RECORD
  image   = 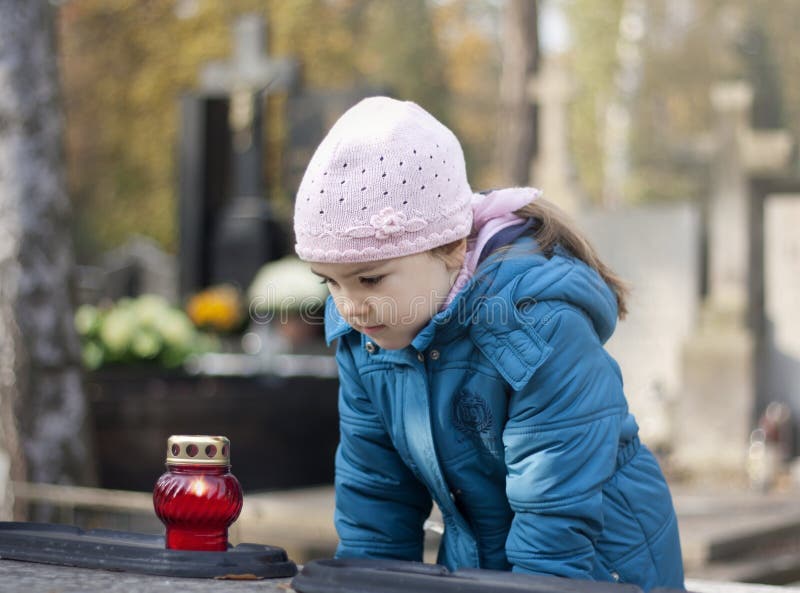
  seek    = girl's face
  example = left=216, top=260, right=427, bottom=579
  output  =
left=310, top=251, right=459, bottom=350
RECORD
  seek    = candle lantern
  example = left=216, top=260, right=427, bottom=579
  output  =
left=153, top=435, right=243, bottom=551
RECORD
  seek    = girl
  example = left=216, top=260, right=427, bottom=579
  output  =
left=293, top=97, right=684, bottom=591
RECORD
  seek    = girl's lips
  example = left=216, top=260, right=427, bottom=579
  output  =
left=361, top=325, right=386, bottom=336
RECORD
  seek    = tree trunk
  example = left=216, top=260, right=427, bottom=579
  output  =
left=495, top=0, right=540, bottom=186
left=0, top=1, right=96, bottom=519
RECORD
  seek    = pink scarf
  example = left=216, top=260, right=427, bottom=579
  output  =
left=443, top=187, right=542, bottom=307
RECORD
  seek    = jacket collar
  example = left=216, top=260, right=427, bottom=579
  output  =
left=324, top=296, right=352, bottom=345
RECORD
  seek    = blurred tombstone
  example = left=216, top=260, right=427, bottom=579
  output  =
left=178, top=15, right=296, bottom=298
left=673, top=82, right=794, bottom=477
left=579, top=203, right=701, bottom=449
left=763, top=196, right=800, bottom=449
left=177, top=95, right=230, bottom=299
left=94, top=236, right=177, bottom=303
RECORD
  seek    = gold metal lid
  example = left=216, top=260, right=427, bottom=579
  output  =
left=166, top=435, right=231, bottom=466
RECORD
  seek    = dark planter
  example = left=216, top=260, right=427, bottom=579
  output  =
left=86, top=366, right=340, bottom=492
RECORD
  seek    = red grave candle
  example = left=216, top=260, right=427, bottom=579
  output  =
left=153, top=435, right=243, bottom=551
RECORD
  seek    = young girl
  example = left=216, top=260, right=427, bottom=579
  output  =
left=293, top=97, right=684, bottom=591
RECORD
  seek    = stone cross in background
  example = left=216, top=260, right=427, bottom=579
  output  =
left=201, top=15, right=296, bottom=293
left=705, top=82, right=793, bottom=319
left=673, top=81, right=794, bottom=478
left=528, top=53, right=583, bottom=216
left=178, top=15, right=296, bottom=299
left=201, top=15, right=295, bottom=202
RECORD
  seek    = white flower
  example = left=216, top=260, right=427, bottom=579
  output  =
left=99, top=308, right=137, bottom=354
left=131, top=294, right=171, bottom=328
left=159, top=310, right=196, bottom=348
left=248, top=256, right=329, bottom=314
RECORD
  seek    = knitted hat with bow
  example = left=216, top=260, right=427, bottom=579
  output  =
left=293, top=97, right=474, bottom=263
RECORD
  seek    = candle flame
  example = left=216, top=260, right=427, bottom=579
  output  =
left=191, top=476, right=207, bottom=497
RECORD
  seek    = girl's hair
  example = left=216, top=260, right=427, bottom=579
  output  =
left=430, top=198, right=629, bottom=320
left=430, top=240, right=466, bottom=272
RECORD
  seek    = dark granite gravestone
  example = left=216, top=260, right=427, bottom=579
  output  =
left=177, top=95, right=230, bottom=298
left=178, top=15, right=296, bottom=298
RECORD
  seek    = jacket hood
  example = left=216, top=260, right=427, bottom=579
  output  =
left=458, top=236, right=619, bottom=343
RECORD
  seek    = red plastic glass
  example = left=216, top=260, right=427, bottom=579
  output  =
left=153, top=457, right=243, bottom=551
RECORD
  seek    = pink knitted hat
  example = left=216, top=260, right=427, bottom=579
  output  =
left=294, top=97, right=474, bottom=263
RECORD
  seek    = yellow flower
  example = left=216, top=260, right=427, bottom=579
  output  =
left=186, top=285, right=244, bottom=333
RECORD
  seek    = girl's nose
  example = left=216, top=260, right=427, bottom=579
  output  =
left=337, top=293, right=371, bottom=320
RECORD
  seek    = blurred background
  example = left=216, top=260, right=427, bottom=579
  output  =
left=1, top=0, right=800, bottom=582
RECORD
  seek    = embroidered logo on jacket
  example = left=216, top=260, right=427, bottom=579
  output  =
left=452, top=390, right=493, bottom=435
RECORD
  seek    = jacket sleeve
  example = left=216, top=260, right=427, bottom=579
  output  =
left=333, top=337, right=433, bottom=561
left=502, top=303, right=626, bottom=579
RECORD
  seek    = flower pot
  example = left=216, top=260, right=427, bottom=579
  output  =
left=86, top=366, right=339, bottom=492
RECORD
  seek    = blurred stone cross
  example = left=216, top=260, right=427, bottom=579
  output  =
left=201, top=15, right=295, bottom=197
left=674, top=81, right=795, bottom=479
left=704, top=81, right=793, bottom=321
left=195, top=14, right=296, bottom=293
left=527, top=54, right=581, bottom=217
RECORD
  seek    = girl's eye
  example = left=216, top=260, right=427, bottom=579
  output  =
left=360, top=276, right=384, bottom=286
left=320, top=278, right=338, bottom=287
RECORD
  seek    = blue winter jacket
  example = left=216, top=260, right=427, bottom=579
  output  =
left=325, top=235, right=685, bottom=591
